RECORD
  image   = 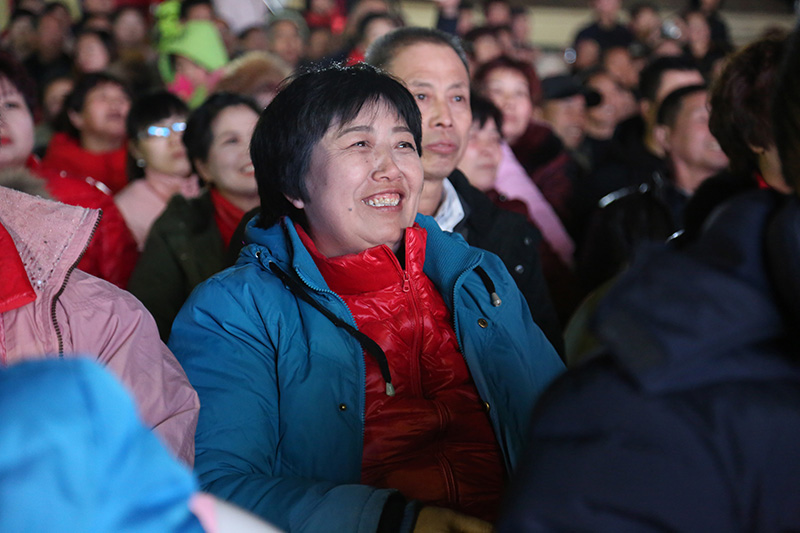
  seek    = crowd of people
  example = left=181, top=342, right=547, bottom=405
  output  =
left=1, top=0, right=800, bottom=530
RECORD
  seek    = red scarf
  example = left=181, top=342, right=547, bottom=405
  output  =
left=210, top=189, right=245, bottom=247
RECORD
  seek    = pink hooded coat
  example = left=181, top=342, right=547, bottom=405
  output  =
left=0, top=186, right=199, bottom=465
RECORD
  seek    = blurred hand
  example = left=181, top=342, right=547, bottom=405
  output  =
left=413, top=507, right=494, bottom=533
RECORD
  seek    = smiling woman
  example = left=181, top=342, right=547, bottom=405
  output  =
left=127, top=92, right=262, bottom=341
left=168, top=64, right=564, bottom=533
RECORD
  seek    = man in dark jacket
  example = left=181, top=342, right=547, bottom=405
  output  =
left=367, top=27, right=563, bottom=354
left=577, top=84, right=728, bottom=291
left=498, top=24, right=800, bottom=531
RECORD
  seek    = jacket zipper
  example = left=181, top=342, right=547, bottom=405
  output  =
left=52, top=211, right=101, bottom=357
left=290, top=264, right=369, bottom=453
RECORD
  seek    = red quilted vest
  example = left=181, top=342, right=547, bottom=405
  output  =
left=298, top=224, right=505, bottom=522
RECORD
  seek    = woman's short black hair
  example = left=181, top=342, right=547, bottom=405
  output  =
left=182, top=92, right=261, bottom=174
left=250, top=63, right=422, bottom=229
left=709, top=34, right=786, bottom=176
left=126, top=90, right=190, bottom=180
left=0, top=51, right=38, bottom=114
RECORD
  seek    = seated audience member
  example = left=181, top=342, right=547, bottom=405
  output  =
left=0, top=53, right=137, bottom=288
left=214, top=51, right=290, bottom=108
left=681, top=9, right=727, bottom=79
left=330, top=11, right=403, bottom=66
left=689, top=0, right=732, bottom=52
left=156, top=14, right=229, bottom=109
left=461, top=94, right=581, bottom=322
left=474, top=56, right=575, bottom=227
left=115, top=91, right=200, bottom=250
left=537, top=74, right=600, bottom=153
left=628, top=2, right=662, bottom=51
left=463, top=26, right=504, bottom=70
left=42, top=72, right=131, bottom=194
left=265, top=11, right=308, bottom=72
left=128, top=93, right=261, bottom=341
left=571, top=0, right=634, bottom=71
left=368, top=29, right=564, bottom=355
left=72, top=28, right=115, bottom=75
left=579, top=84, right=728, bottom=291
left=170, top=63, right=564, bottom=533
left=707, top=34, right=789, bottom=195
left=582, top=56, right=705, bottom=228
left=0, top=358, right=278, bottom=533
left=23, top=3, right=72, bottom=89
left=601, top=44, right=640, bottom=90
left=33, top=74, right=73, bottom=154
left=3, top=8, right=38, bottom=62
left=498, top=23, right=800, bottom=533
left=0, top=186, right=199, bottom=465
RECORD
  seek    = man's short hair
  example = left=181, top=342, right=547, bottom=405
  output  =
left=250, top=64, right=422, bottom=229
left=639, top=55, right=701, bottom=103
left=709, top=34, right=786, bottom=176
left=656, top=84, right=707, bottom=128
left=365, top=27, right=469, bottom=75
left=773, top=26, right=800, bottom=193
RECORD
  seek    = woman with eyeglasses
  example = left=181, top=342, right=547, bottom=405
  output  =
left=128, top=92, right=262, bottom=341
left=116, top=91, right=200, bottom=251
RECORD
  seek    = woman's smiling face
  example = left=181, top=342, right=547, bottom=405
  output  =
left=290, top=100, right=424, bottom=258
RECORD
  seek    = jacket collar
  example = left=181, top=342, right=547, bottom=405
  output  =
left=0, top=221, right=36, bottom=313
left=242, top=213, right=485, bottom=310
left=0, top=187, right=100, bottom=299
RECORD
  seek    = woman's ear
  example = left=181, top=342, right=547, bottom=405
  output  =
left=194, top=159, right=210, bottom=184
left=128, top=139, right=142, bottom=160
left=286, top=194, right=305, bottom=209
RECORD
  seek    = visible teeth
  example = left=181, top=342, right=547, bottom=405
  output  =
left=365, top=194, right=400, bottom=207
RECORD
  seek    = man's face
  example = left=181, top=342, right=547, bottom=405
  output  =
left=541, top=94, right=587, bottom=151
left=385, top=42, right=472, bottom=182
left=643, top=68, right=705, bottom=129
left=663, top=91, right=728, bottom=191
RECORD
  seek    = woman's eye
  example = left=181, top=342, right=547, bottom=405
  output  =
left=398, top=141, right=415, bottom=150
left=415, top=94, right=426, bottom=101
left=453, top=95, right=465, bottom=103
left=352, top=140, right=368, bottom=148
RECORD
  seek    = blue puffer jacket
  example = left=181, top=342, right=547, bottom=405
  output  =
left=0, top=359, right=203, bottom=533
left=170, top=214, right=564, bottom=533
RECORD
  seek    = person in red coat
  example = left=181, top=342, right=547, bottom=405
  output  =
left=42, top=72, right=131, bottom=195
left=0, top=52, right=137, bottom=288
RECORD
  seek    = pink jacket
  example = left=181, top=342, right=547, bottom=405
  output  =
left=0, top=186, right=199, bottom=465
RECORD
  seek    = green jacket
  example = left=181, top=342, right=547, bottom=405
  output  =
left=128, top=190, right=226, bottom=341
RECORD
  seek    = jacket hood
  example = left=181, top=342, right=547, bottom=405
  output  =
left=158, top=20, right=229, bottom=84
left=0, top=359, right=203, bottom=532
left=593, top=190, right=800, bottom=393
left=0, top=186, right=99, bottom=298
